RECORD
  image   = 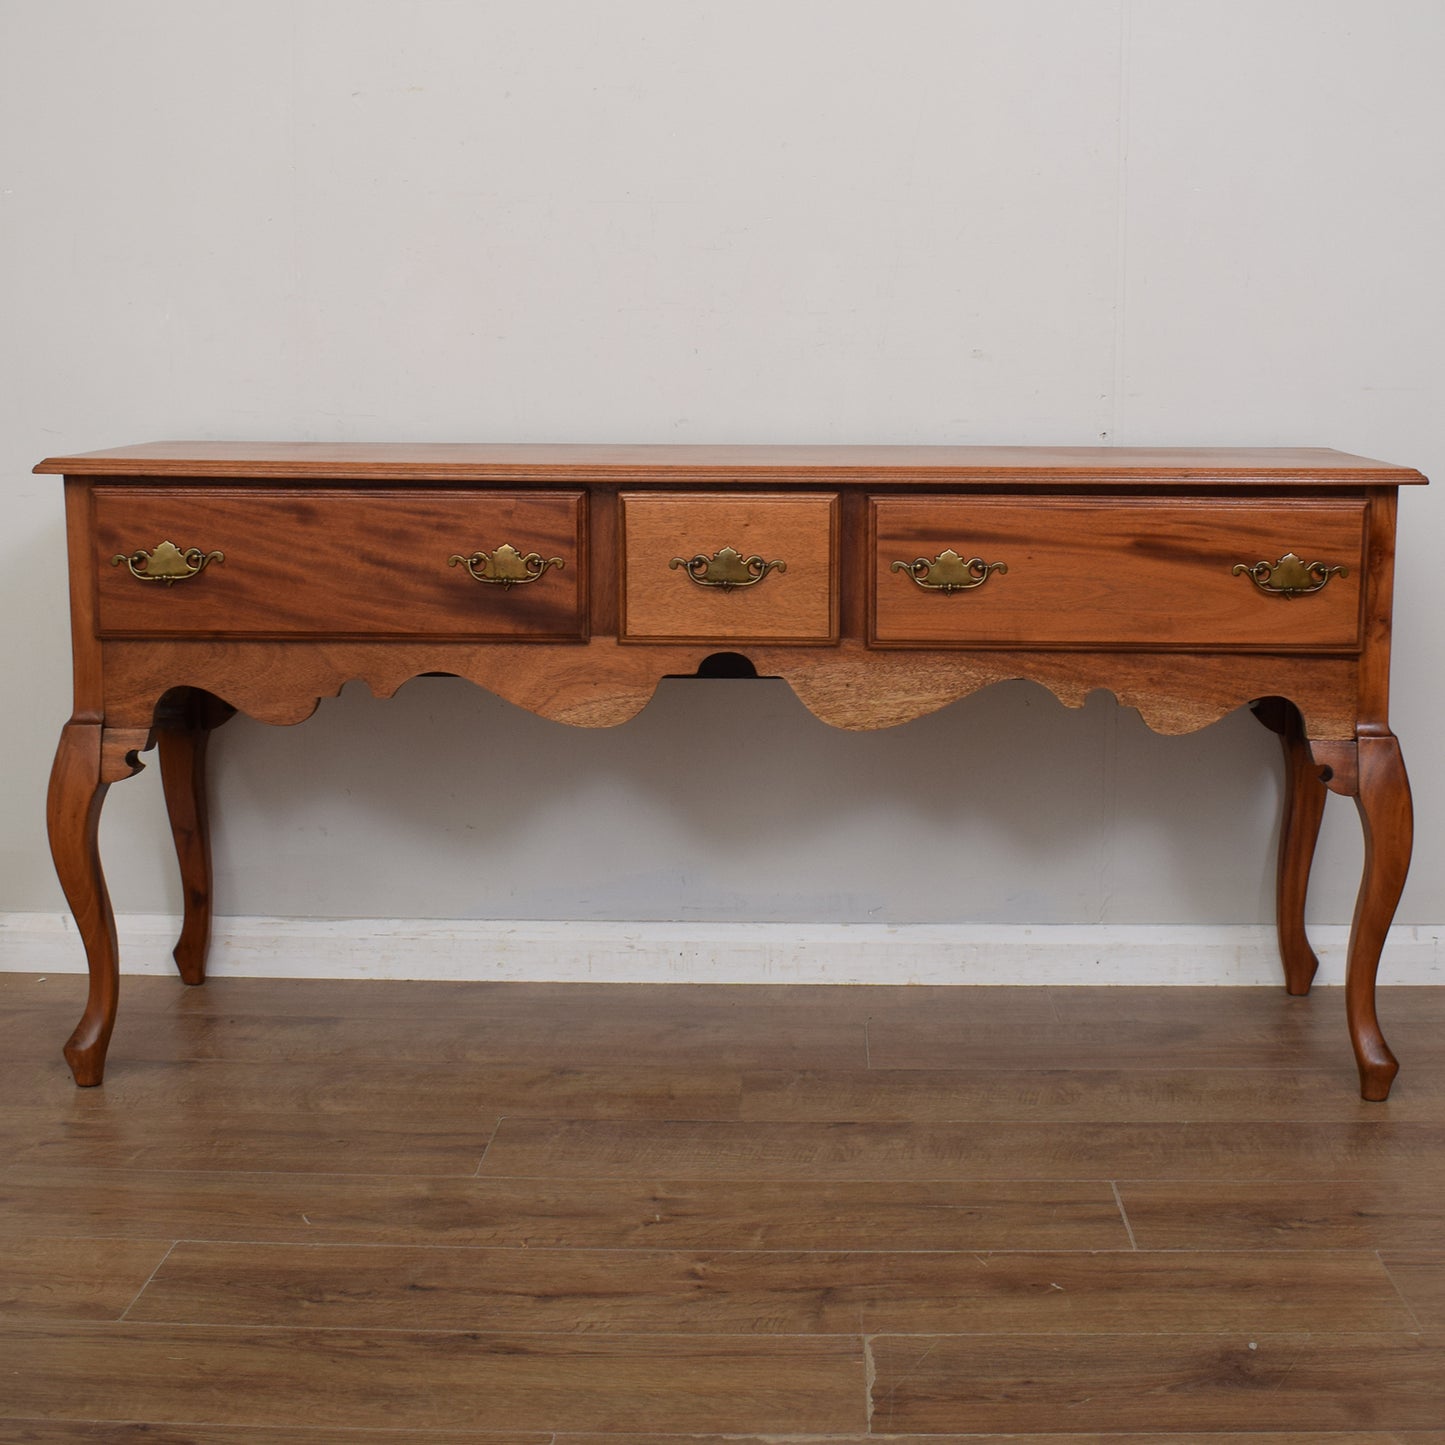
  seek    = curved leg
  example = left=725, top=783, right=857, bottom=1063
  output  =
left=1252, top=699, right=1328, bottom=994
left=1343, top=732, right=1412, bottom=1101
left=47, top=723, right=127, bottom=1085
left=156, top=695, right=228, bottom=985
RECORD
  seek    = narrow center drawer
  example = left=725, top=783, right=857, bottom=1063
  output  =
left=620, top=492, right=839, bottom=644
left=94, top=488, right=587, bottom=639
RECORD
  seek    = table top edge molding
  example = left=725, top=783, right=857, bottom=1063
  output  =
left=32, top=441, right=1430, bottom=486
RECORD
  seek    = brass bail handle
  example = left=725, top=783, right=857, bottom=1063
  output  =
left=891, top=549, right=1006, bottom=593
left=1232, top=553, right=1348, bottom=598
left=449, top=544, right=564, bottom=589
left=112, top=541, right=224, bottom=585
left=670, top=546, right=786, bottom=591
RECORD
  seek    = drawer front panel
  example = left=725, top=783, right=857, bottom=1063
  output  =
left=871, top=498, right=1367, bottom=648
left=94, top=488, right=587, bottom=639
left=622, top=492, right=839, bottom=643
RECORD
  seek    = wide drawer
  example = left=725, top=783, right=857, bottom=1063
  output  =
left=870, top=497, right=1367, bottom=648
left=93, top=488, right=587, bottom=639
left=621, top=492, right=839, bottom=643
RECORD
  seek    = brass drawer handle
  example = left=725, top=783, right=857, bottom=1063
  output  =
left=449, top=545, right=564, bottom=589
left=111, top=541, right=224, bottom=586
left=891, top=549, right=1007, bottom=593
left=1232, top=553, right=1348, bottom=598
left=670, top=547, right=786, bottom=591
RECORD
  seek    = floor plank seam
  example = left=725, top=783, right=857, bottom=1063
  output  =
left=29, top=1321, right=882, bottom=1338
left=861, top=1330, right=876, bottom=1429
left=1111, top=1180, right=1139, bottom=1249
left=1377, top=1250, right=1429, bottom=1332
left=472, top=1116, right=505, bottom=1178
left=115, top=1239, right=177, bottom=1322
left=1045, top=984, right=1067, bottom=1025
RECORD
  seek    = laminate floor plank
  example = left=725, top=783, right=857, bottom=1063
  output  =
left=9, top=971, right=1441, bottom=1023
left=1118, top=1179, right=1445, bottom=1250
left=4, top=979, right=872, bottom=1070
left=1380, top=1252, right=1445, bottom=1328
left=741, top=1066, right=1445, bottom=1121
left=0, top=1110, right=495, bottom=1175
left=556, top=1435, right=1407, bottom=1445
left=0, top=1431, right=1407, bottom=1445
left=0, top=974, right=185, bottom=1014
left=0, top=1237, right=172, bottom=1323
left=478, top=1117, right=1445, bottom=1183
left=868, top=1331, right=1445, bottom=1432
left=0, top=987, right=184, bottom=1065
left=865, top=987, right=1445, bottom=1071
left=1049, top=984, right=1445, bottom=1028
left=11, top=976, right=1442, bottom=1073
left=0, top=1166, right=1129, bottom=1249
left=126, top=1243, right=1412, bottom=1335
left=53, top=1010, right=865, bottom=1071
left=0, top=1430, right=551, bottom=1444
left=0, top=1058, right=743, bottom=1120
left=160, top=979, right=1057, bottom=1023
left=0, top=1323, right=864, bottom=1434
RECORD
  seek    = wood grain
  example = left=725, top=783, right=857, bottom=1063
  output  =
left=0, top=1324, right=864, bottom=1433
left=866, top=984, right=1445, bottom=1071
left=1253, top=696, right=1328, bottom=992
left=94, top=488, right=587, bottom=640
left=154, top=974, right=887, bottom=1021
left=557, top=1436, right=1408, bottom=1445
left=0, top=1426, right=1414, bottom=1444
left=0, top=1430, right=551, bottom=1444
left=621, top=491, right=839, bottom=642
left=0, top=1167, right=1129, bottom=1249
left=1, top=1057, right=742, bottom=1118
left=0, top=974, right=184, bottom=1014
left=44, top=722, right=117, bottom=1087
left=0, top=1238, right=171, bottom=1322
left=1380, top=1252, right=1445, bottom=1328
left=1119, top=1179, right=1445, bottom=1250
left=1051, top=983, right=1445, bottom=1029
left=68, top=998, right=865, bottom=1070
left=868, top=1331, right=1445, bottom=1432
left=93, top=632, right=1369, bottom=737
left=871, top=496, right=1366, bottom=648
left=155, top=691, right=229, bottom=985
left=33, top=440, right=1430, bottom=483
left=0, top=1108, right=496, bottom=1174
left=476, top=1117, right=1445, bottom=1182
left=125, top=1243, right=1412, bottom=1335
left=1347, top=731, right=1414, bottom=1098
left=740, top=1066, right=1445, bottom=1121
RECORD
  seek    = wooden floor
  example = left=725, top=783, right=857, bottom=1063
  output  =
left=1, top=974, right=1444, bottom=1442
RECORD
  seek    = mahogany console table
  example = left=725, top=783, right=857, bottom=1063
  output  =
left=37, top=443, right=1425, bottom=1096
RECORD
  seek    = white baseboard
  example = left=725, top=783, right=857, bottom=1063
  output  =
left=1, top=912, right=1441, bottom=985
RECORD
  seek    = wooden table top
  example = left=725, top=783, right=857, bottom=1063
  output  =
left=34, top=441, right=1428, bottom=486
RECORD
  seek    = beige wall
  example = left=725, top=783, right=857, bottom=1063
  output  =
left=2, top=1, right=1442, bottom=944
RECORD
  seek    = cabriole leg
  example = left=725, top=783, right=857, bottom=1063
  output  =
left=1253, top=698, right=1328, bottom=994
left=1342, top=732, right=1412, bottom=1101
left=47, top=721, right=145, bottom=1086
left=156, top=692, right=229, bottom=985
